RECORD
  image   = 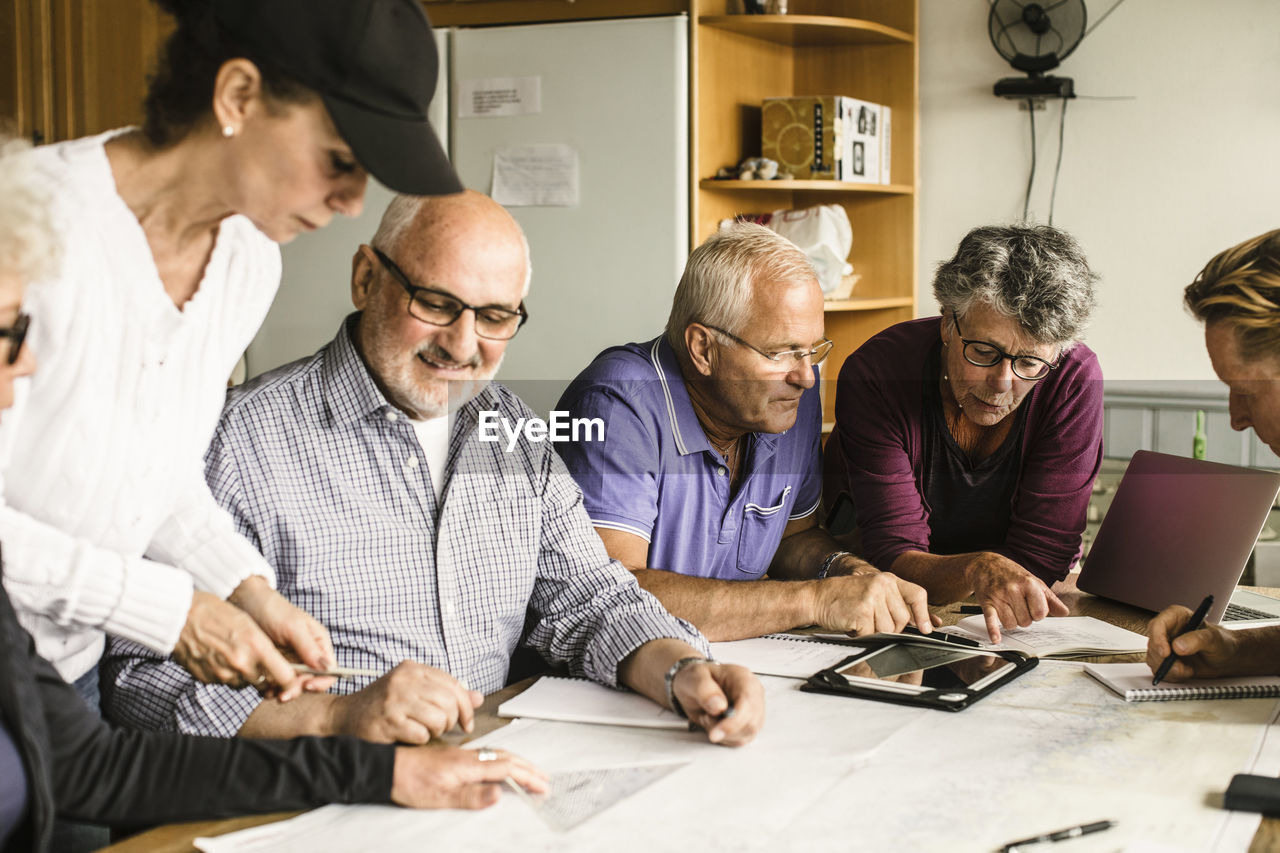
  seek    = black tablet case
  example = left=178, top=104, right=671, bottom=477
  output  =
left=799, top=633, right=1038, bottom=712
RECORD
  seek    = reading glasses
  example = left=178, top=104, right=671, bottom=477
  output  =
left=704, top=323, right=834, bottom=367
left=372, top=247, right=529, bottom=341
left=951, top=314, right=1056, bottom=381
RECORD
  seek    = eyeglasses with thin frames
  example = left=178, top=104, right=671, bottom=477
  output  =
left=371, top=247, right=529, bottom=341
left=0, top=312, right=29, bottom=366
left=703, top=323, right=834, bottom=368
left=951, top=313, right=1056, bottom=381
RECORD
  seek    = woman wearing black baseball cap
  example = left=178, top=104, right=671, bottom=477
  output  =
left=0, top=135, right=547, bottom=853
left=4, top=0, right=460, bottom=751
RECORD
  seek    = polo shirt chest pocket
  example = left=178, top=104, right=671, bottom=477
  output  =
left=735, top=485, right=792, bottom=576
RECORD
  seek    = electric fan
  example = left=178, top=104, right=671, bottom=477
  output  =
left=989, top=0, right=1086, bottom=99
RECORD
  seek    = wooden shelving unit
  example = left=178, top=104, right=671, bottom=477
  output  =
left=691, top=0, right=919, bottom=426
left=699, top=178, right=913, bottom=195
left=698, top=14, right=914, bottom=47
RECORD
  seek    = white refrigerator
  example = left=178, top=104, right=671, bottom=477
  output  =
left=450, top=16, right=689, bottom=416
left=247, top=16, right=689, bottom=421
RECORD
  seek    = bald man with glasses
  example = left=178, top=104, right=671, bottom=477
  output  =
left=103, top=192, right=764, bottom=748
left=555, top=224, right=934, bottom=642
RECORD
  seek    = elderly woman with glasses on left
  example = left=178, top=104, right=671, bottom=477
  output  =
left=826, top=224, right=1104, bottom=644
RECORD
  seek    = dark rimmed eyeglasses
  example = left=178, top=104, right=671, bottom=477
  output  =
left=0, top=312, right=29, bottom=366
left=703, top=323, right=834, bottom=368
left=951, top=314, right=1056, bottom=381
left=371, top=247, right=529, bottom=341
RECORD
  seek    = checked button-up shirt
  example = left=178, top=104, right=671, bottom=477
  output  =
left=102, top=315, right=706, bottom=737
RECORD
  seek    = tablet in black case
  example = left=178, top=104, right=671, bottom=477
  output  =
left=799, top=633, right=1038, bottom=712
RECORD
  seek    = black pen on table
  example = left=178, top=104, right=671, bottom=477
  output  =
left=1151, top=593, right=1214, bottom=686
left=998, top=819, right=1115, bottom=852
left=955, top=604, right=984, bottom=615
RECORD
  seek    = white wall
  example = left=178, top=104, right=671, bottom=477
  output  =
left=920, top=0, right=1280, bottom=382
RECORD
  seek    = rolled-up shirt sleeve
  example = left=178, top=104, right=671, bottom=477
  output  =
left=527, top=447, right=708, bottom=687
left=101, top=638, right=265, bottom=737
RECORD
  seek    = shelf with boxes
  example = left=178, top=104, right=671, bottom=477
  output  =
left=691, top=0, right=919, bottom=426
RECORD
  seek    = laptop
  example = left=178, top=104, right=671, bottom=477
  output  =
left=1077, top=450, right=1280, bottom=627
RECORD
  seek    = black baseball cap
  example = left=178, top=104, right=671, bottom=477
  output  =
left=214, top=0, right=462, bottom=196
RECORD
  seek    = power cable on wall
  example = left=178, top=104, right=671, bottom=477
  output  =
left=1022, top=99, right=1037, bottom=222
left=1048, top=96, right=1068, bottom=225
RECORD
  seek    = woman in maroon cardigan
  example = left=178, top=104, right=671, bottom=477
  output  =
left=828, top=224, right=1103, bottom=643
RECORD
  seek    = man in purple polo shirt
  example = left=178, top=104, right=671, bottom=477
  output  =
left=556, top=224, right=933, bottom=641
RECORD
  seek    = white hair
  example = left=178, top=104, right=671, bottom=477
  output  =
left=665, top=222, right=817, bottom=354
left=0, top=138, right=60, bottom=284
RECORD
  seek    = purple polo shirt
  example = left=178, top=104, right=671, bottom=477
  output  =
left=555, top=336, right=823, bottom=580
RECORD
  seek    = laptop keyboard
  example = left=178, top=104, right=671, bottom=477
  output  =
left=1223, top=602, right=1279, bottom=621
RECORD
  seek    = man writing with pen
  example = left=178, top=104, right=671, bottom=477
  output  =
left=1146, top=231, right=1280, bottom=682
left=100, top=191, right=763, bottom=748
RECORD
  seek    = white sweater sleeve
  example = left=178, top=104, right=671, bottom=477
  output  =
left=147, top=463, right=277, bottom=598
left=0, top=500, right=193, bottom=654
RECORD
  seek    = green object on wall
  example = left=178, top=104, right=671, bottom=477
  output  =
left=1193, top=409, right=1207, bottom=460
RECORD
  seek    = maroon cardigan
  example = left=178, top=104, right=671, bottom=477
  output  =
left=829, top=316, right=1104, bottom=584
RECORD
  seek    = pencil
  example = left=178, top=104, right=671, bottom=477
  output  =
left=290, top=662, right=383, bottom=679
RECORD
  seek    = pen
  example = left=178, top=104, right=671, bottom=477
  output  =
left=290, top=662, right=383, bottom=680
left=956, top=604, right=984, bottom=615
left=1152, top=594, right=1214, bottom=686
left=687, top=702, right=736, bottom=733
left=999, top=819, right=1115, bottom=852
left=901, top=624, right=983, bottom=648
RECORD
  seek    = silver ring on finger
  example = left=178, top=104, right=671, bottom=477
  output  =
left=477, top=748, right=499, bottom=762
left=255, top=674, right=267, bottom=686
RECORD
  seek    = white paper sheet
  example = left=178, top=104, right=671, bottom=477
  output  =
left=944, top=614, right=1147, bottom=657
left=195, top=678, right=922, bottom=853
left=195, top=666, right=1280, bottom=853
left=496, top=676, right=686, bottom=729
left=490, top=144, right=579, bottom=207
left=456, top=76, right=541, bottom=118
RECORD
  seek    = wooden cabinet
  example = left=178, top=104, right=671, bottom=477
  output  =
left=690, top=0, right=918, bottom=429
left=0, top=0, right=169, bottom=145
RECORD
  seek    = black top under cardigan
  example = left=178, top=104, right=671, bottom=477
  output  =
left=0, top=569, right=396, bottom=853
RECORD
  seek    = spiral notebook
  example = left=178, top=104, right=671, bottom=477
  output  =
left=1084, top=662, right=1280, bottom=702
left=708, top=634, right=860, bottom=678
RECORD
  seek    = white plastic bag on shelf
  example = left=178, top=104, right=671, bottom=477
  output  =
left=762, top=204, right=852, bottom=297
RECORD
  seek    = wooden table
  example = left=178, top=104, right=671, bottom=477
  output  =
left=100, top=577, right=1280, bottom=852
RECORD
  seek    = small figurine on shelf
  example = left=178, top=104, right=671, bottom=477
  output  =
left=714, top=156, right=791, bottom=181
